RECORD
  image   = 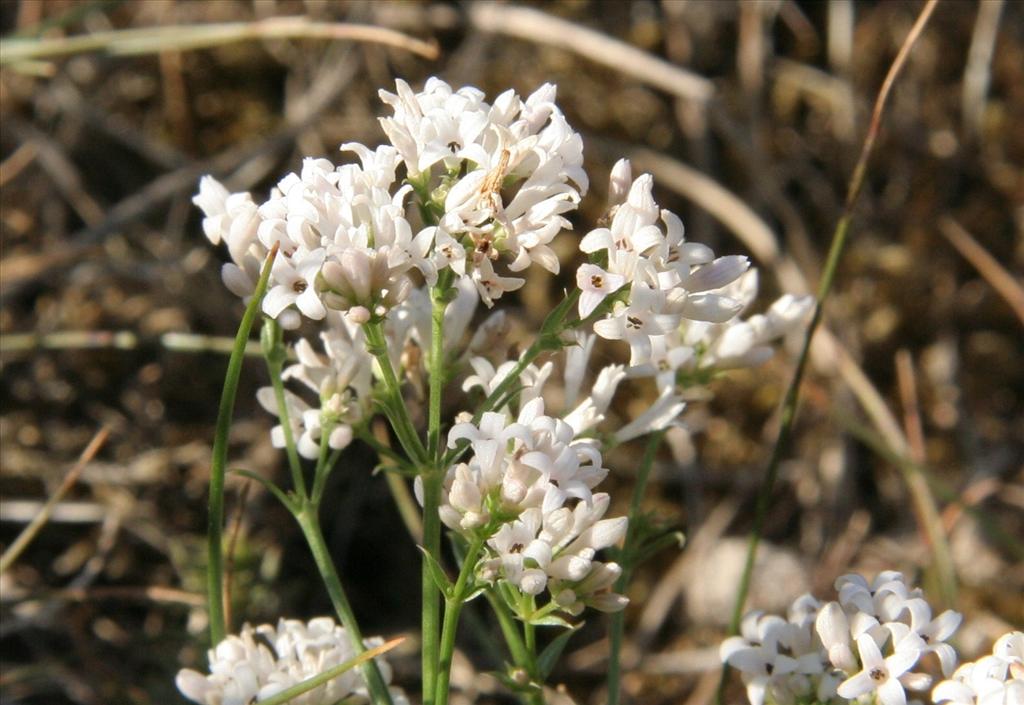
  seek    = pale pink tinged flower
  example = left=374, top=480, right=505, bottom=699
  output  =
left=838, top=632, right=921, bottom=705
left=576, top=263, right=627, bottom=318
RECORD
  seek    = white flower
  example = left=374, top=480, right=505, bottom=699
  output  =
left=593, top=284, right=676, bottom=365
left=482, top=494, right=628, bottom=615
left=580, top=171, right=761, bottom=368
left=837, top=631, right=923, bottom=705
left=613, top=387, right=685, bottom=444
left=176, top=617, right=405, bottom=705
left=720, top=610, right=824, bottom=705
left=576, top=263, right=626, bottom=319
left=905, top=597, right=962, bottom=676
left=379, top=78, right=586, bottom=303
left=816, top=601, right=858, bottom=673
left=995, top=632, right=1024, bottom=677
left=933, top=632, right=1024, bottom=705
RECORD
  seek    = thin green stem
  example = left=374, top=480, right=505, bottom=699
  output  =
left=715, top=3, right=938, bottom=703
left=485, top=592, right=543, bottom=705
left=607, top=429, right=665, bottom=705
left=435, top=538, right=484, bottom=705
left=522, top=623, right=543, bottom=705
left=420, top=472, right=443, bottom=705
left=207, top=243, right=278, bottom=645
left=427, top=274, right=452, bottom=461
left=296, top=505, right=394, bottom=705
left=262, top=317, right=308, bottom=500
left=310, top=420, right=334, bottom=507
left=363, top=320, right=428, bottom=465
left=486, top=590, right=530, bottom=667
left=422, top=271, right=453, bottom=705
left=524, top=622, right=537, bottom=670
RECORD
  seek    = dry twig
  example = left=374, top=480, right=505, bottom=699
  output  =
left=0, top=427, right=110, bottom=575
left=0, top=16, right=439, bottom=64
left=939, top=216, right=1024, bottom=327
left=467, top=3, right=713, bottom=104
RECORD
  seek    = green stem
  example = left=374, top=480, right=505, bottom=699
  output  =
left=607, top=429, right=665, bottom=705
left=524, top=622, right=537, bottom=671
left=363, top=320, right=428, bottom=465
left=435, top=538, right=484, bottom=705
left=262, top=317, right=308, bottom=500
left=420, top=472, right=443, bottom=705
left=423, top=272, right=453, bottom=705
left=310, top=420, right=334, bottom=507
left=296, top=505, right=394, bottom=705
left=428, top=275, right=452, bottom=461
left=715, top=3, right=938, bottom=703
left=486, top=590, right=530, bottom=667
left=207, top=243, right=278, bottom=645
left=486, top=592, right=543, bottom=705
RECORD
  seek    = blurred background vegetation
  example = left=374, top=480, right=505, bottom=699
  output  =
left=0, top=1, right=1021, bottom=703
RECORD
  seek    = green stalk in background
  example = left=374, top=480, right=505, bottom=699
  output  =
left=606, top=429, right=665, bottom=705
left=716, top=2, right=940, bottom=703
left=207, top=242, right=278, bottom=646
left=296, top=506, right=395, bottom=705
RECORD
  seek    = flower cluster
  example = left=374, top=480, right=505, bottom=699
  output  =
left=194, top=77, right=817, bottom=684
left=720, top=594, right=836, bottom=705
left=381, top=79, right=586, bottom=304
left=258, top=314, right=374, bottom=458
left=577, top=160, right=813, bottom=381
left=721, top=572, right=964, bottom=705
left=577, top=160, right=750, bottom=366
left=195, top=146, right=431, bottom=327
left=428, top=396, right=627, bottom=618
left=176, top=617, right=407, bottom=705
left=933, top=632, right=1024, bottom=705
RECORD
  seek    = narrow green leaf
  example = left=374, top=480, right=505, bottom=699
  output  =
left=417, top=545, right=454, bottom=596
left=526, top=613, right=574, bottom=629
left=230, top=468, right=297, bottom=513
left=537, top=622, right=582, bottom=680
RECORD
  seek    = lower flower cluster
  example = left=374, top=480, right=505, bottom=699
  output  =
left=428, top=396, right=628, bottom=623
left=721, top=572, right=963, bottom=705
left=176, top=617, right=407, bottom=705
left=933, top=632, right=1024, bottom=705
